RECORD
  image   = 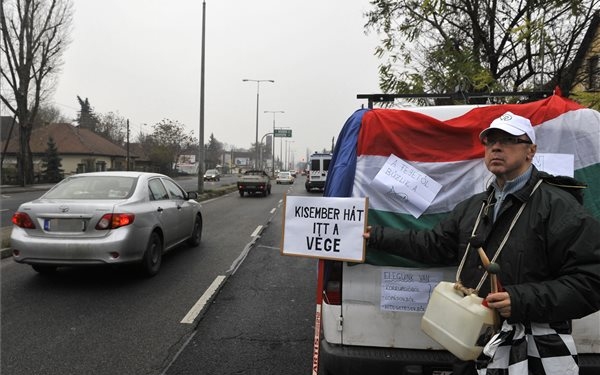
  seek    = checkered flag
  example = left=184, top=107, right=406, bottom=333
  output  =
left=476, top=320, right=579, bottom=375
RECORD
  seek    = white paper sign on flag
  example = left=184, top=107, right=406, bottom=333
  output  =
left=370, top=154, right=443, bottom=218
left=532, top=153, right=574, bottom=177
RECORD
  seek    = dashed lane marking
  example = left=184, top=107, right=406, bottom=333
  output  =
left=250, top=225, right=262, bottom=238
left=180, top=275, right=226, bottom=324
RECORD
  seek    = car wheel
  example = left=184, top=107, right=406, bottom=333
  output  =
left=141, top=231, right=163, bottom=277
left=187, top=215, right=202, bottom=247
left=239, top=190, right=244, bottom=197
left=32, top=265, right=57, bottom=274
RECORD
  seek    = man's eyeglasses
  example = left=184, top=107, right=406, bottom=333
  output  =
left=481, top=136, right=532, bottom=147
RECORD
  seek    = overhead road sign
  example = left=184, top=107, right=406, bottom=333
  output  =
left=274, top=129, right=292, bottom=137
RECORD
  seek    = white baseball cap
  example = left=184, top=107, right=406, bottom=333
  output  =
left=479, top=111, right=536, bottom=144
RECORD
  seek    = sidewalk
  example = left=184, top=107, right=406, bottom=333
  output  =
left=1, top=183, right=56, bottom=194
left=1, top=227, right=12, bottom=259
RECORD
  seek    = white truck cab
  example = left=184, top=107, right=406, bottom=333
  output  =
left=305, top=152, right=332, bottom=192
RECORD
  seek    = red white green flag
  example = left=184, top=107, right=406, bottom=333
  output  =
left=325, top=95, right=600, bottom=265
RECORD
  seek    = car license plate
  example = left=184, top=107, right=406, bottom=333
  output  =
left=44, top=218, right=85, bottom=232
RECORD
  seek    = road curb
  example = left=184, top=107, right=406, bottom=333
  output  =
left=1, top=248, right=12, bottom=259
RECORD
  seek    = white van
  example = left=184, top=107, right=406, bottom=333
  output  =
left=305, top=152, right=332, bottom=192
left=318, top=96, right=600, bottom=374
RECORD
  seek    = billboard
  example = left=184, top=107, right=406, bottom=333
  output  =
left=235, top=157, right=250, bottom=166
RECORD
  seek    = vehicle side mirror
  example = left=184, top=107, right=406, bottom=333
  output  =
left=187, top=191, right=198, bottom=200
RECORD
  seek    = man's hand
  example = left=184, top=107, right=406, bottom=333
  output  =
left=363, top=226, right=372, bottom=239
left=486, top=292, right=512, bottom=318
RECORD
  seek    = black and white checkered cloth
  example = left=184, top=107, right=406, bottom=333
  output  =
left=476, top=320, right=579, bottom=375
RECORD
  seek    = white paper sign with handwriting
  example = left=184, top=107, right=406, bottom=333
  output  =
left=371, top=154, right=442, bottom=218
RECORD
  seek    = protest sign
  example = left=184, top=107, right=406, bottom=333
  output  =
left=532, top=153, right=574, bottom=177
left=370, top=154, right=442, bottom=218
left=281, top=195, right=368, bottom=262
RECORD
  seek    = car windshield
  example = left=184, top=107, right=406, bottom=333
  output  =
left=278, top=172, right=290, bottom=177
left=43, top=176, right=137, bottom=199
left=205, top=170, right=218, bottom=175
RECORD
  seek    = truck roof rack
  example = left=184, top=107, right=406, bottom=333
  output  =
left=357, top=91, right=553, bottom=109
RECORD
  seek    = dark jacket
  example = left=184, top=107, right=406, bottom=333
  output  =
left=368, top=167, right=600, bottom=324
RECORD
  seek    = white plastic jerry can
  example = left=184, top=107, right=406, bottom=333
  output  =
left=421, top=281, right=498, bottom=361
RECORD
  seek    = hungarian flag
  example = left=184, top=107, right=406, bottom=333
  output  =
left=325, top=95, right=600, bottom=266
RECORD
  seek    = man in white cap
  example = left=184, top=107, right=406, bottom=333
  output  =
left=478, top=111, right=536, bottom=221
left=365, top=111, right=600, bottom=374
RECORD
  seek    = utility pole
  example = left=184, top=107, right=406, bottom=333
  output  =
left=197, top=0, right=206, bottom=193
left=242, top=79, right=274, bottom=169
left=126, top=119, right=130, bottom=171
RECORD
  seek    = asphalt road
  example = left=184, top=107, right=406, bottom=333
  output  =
left=0, top=189, right=47, bottom=228
left=1, top=177, right=318, bottom=374
left=164, top=184, right=317, bottom=374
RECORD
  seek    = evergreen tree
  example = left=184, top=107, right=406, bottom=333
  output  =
left=41, top=137, right=64, bottom=183
left=205, top=133, right=223, bottom=169
left=76, top=96, right=100, bottom=131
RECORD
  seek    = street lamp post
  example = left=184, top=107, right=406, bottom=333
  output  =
left=198, top=0, right=207, bottom=193
left=264, top=110, right=284, bottom=176
left=285, top=140, right=295, bottom=170
left=260, top=132, right=273, bottom=171
left=242, top=79, right=274, bottom=169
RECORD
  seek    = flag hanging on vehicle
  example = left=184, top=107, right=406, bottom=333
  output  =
left=325, top=95, right=600, bottom=266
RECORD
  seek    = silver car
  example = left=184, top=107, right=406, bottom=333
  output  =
left=10, top=171, right=202, bottom=276
left=276, top=171, right=294, bottom=184
left=203, top=169, right=220, bottom=181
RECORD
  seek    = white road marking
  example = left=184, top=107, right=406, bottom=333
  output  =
left=250, top=225, right=262, bottom=238
left=180, top=275, right=226, bottom=324
left=270, top=208, right=276, bottom=214
left=259, top=245, right=280, bottom=251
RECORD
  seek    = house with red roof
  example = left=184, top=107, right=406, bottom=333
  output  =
left=0, top=122, right=142, bottom=183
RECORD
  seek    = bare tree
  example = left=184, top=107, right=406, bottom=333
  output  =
left=143, top=119, right=197, bottom=176
left=97, top=111, right=127, bottom=145
left=0, top=0, right=73, bottom=185
left=33, top=103, right=70, bottom=127
left=365, top=0, right=600, bottom=102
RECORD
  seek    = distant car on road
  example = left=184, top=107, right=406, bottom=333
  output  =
left=10, top=171, right=203, bottom=277
left=276, top=171, right=294, bottom=184
left=237, top=170, right=271, bottom=197
left=203, top=169, right=220, bottom=181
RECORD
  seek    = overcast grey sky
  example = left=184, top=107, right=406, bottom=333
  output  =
left=52, top=0, right=382, bottom=164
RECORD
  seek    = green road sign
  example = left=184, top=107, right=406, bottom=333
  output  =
left=274, top=129, right=292, bottom=137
